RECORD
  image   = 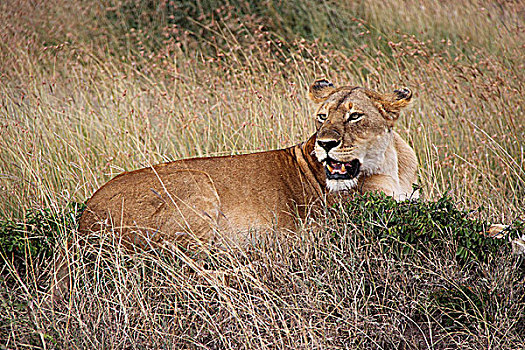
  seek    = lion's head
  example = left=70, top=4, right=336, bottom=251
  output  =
left=309, top=79, right=412, bottom=192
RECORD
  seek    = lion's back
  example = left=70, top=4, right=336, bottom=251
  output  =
left=77, top=149, right=314, bottom=245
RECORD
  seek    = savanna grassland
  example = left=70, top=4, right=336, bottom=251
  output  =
left=1, top=0, right=524, bottom=348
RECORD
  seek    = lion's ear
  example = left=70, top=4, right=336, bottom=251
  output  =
left=309, top=78, right=336, bottom=103
left=378, top=87, right=413, bottom=120
left=392, top=87, right=412, bottom=106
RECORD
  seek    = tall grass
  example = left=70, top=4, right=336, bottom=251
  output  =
left=1, top=0, right=524, bottom=348
left=1, top=0, right=523, bottom=219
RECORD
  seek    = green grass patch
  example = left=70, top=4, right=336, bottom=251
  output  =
left=0, top=203, right=84, bottom=263
left=339, top=192, right=523, bottom=265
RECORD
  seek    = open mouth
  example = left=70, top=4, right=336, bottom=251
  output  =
left=323, top=158, right=361, bottom=180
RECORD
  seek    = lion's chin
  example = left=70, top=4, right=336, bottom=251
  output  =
left=326, top=178, right=358, bottom=192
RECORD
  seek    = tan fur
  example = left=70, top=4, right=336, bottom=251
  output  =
left=77, top=80, right=418, bottom=247
left=78, top=146, right=324, bottom=247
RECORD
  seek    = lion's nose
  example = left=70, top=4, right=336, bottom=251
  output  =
left=317, top=139, right=341, bottom=152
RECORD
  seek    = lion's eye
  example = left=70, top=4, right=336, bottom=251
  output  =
left=317, top=113, right=327, bottom=122
left=347, top=112, right=364, bottom=122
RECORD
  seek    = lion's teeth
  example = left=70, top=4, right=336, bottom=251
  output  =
left=341, top=163, right=346, bottom=173
left=327, top=163, right=334, bottom=173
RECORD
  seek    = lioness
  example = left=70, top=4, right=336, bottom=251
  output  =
left=78, top=79, right=418, bottom=246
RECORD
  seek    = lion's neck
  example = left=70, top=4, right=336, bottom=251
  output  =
left=361, top=132, right=399, bottom=180
left=290, top=134, right=326, bottom=196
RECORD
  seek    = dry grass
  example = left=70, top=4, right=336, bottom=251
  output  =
left=2, top=200, right=524, bottom=348
left=1, top=0, right=524, bottom=348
